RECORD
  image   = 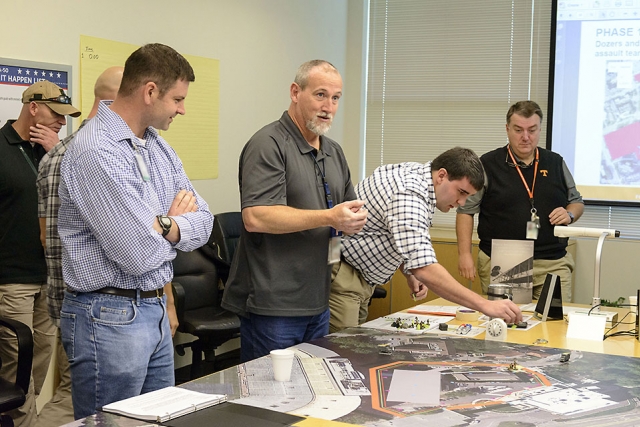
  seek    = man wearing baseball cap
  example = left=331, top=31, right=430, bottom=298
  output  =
left=0, top=80, right=80, bottom=427
left=22, top=81, right=82, bottom=118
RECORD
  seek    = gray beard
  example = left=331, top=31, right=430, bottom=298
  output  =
left=306, top=119, right=332, bottom=136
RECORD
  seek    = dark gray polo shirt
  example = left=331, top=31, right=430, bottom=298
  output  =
left=221, top=111, right=356, bottom=317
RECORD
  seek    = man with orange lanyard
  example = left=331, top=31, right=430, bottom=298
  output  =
left=456, top=100, right=584, bottom=302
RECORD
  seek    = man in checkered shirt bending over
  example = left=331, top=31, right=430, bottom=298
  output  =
left=329, top=147, right=522, bottom=332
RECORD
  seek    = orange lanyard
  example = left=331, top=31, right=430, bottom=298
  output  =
left=507, top=146, right=538, bottom=208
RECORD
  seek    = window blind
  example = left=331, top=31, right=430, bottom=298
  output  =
left=365, top=0, right=551, bottom=229
left=365, top=0, right=640, bottom=239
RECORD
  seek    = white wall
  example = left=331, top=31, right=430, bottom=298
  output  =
left=1, top=0, right=357, bottom=213
left=573, top=239, right=640, bottom=306
left=343, top=0, right=368, bottom=182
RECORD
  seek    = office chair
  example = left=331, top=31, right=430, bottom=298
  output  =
left=371, top=285, right=387, bottom=302
left=207, top=211, right=243, bottom=285
left=172, top=246, right=241, bottom=380
left=0, top=317, right=33, bottom=427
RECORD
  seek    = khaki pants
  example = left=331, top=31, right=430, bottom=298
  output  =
left=478, top=250, right=574, bottom=302
left=329, top=260, right=375, bottom=333
left=0, top=283, right=56, bottom=427
left=34, top=331, right=74, bottom=427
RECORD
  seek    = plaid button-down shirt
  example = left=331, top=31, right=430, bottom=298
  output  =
left=342, top=162, right=438, bottom=285
left=37, top=121, right=87, bottom=324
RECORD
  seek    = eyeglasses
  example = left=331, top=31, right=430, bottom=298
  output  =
left=29, top=93, right=72, bottom=104
left=505, top=152, right=535, bottom=169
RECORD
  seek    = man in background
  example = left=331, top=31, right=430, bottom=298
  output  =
left=222, top=60, right=367, bottom=362
left=456, top=100, right=584, bottom=301
left=58, top=44, right=212, bottom=419
left=35, top=66, right=126, bottom=427
left=0, top=80, right=80, bottom=426
left=329, top=147, right=522, bottom=332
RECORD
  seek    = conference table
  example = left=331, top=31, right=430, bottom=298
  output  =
left=65, top=298, right=640, bottom=426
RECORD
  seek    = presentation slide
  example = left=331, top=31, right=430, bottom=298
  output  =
left=550, top=1, right=640, bottom=204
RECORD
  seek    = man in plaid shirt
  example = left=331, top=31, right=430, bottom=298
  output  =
left=35, top=66, right=124, bottom=427
left=0, top=80, right=80, bottom=427
left=329, top=147, right=522, bottom=332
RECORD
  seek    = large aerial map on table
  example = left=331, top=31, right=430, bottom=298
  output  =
left=184, top=327, right=640, bottom=427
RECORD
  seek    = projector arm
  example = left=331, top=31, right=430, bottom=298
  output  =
left=554, top=226, right=620, bottom=310
left=553, top=226, right=619, bottom=238
left=592, top=232, right=608, bottom=308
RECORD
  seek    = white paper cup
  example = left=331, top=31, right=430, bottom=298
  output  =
left=270, top=349, right=295, bottom=382
left=629, top=296, right=637, bottom=314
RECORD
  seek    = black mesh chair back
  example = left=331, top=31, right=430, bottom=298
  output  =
left=172, top=246, right=240, bottom=379
left=208, top=212, right=243, bottom=284
left=0, top=317, right=33, bottom=426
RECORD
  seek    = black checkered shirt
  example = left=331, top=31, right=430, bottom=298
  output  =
left=342, top=162, right=438, bottom=285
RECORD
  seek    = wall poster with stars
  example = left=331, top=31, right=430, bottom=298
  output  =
left=0, top=57, right=73, bottom=137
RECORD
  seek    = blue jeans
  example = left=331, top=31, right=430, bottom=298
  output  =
left=60, top=290, right=174, bottom=419
left=240, top=309, right=330, bottom=362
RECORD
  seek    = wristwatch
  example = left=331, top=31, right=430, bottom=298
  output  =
left=567, top=211, right=575, bottom=224
left=156, top=215, right=172, bottom=237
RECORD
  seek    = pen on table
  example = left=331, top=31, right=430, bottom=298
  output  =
left=407, top=309, right=457, bottom=316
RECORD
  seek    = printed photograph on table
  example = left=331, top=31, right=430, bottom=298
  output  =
left=490, top=239, right=534, bottom=304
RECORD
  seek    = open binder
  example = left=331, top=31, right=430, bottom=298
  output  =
left=102, top=386, right=227, bottom=423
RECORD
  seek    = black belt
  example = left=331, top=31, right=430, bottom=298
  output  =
left=93, top=287, right=164, bottom=299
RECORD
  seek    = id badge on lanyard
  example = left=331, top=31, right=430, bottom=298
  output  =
left=328, top=229, right=342, bottom=265
left=129, top=140, right=151, bottom=182
left=508, top=146, right=540, bottom=240
left=526, top=208, right=540, bottom=240
left=312, top=153, right=343, bottom=264
left=324, top=182, right=343, bottom=264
